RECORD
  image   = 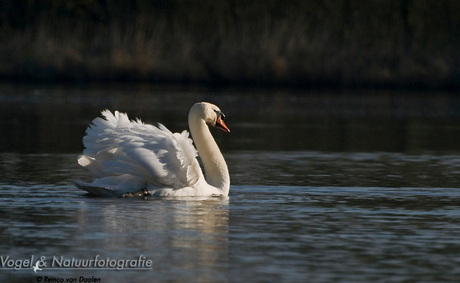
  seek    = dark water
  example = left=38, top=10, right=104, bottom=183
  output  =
left=1, top=83, right=460, bottom=282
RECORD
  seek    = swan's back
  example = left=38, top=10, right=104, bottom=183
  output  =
left=77, top=110, right=204, bottom=195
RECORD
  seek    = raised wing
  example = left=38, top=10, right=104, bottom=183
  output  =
left=78, top=110, right=203, bottom=189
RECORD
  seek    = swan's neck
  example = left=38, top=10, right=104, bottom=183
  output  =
left=189, top=117, right=230, bottom=195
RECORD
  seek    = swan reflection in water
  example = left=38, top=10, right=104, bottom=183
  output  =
left=69, top=102, right=231, bottom=281
left=73, top=196, right=229, bottom=281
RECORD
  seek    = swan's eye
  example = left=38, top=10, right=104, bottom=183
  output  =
left=214, top=109, right=225, bottom=120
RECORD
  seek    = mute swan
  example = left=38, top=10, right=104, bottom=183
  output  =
left=74, top=102, right=230, bottom=197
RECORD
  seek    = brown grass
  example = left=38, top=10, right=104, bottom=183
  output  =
left=0, top=0, right=459, bottom=88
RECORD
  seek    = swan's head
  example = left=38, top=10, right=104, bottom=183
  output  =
left=190, top=102, right=230, bottom=133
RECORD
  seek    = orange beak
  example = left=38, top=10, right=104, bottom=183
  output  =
left=216, top=115, right=230, bottom=133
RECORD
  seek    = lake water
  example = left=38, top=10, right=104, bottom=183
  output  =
left=1, top=83, right=460, bottom=282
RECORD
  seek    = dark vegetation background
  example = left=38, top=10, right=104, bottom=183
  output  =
left=1, top=0, right=459, bottom=88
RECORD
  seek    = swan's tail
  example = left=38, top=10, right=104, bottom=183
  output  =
left=74, top=179, right=118, bottom=197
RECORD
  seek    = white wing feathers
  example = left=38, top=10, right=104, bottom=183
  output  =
left=78, top=110, right=203, bottom=189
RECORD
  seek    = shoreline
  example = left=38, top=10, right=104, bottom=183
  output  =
left=1, top=1, right=459, bottom=90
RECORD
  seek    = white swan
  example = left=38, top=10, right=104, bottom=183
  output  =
left=74, top=102, right=230, bottom=197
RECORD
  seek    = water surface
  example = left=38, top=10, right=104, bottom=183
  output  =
left=1, top=84, right=460, bottom=282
